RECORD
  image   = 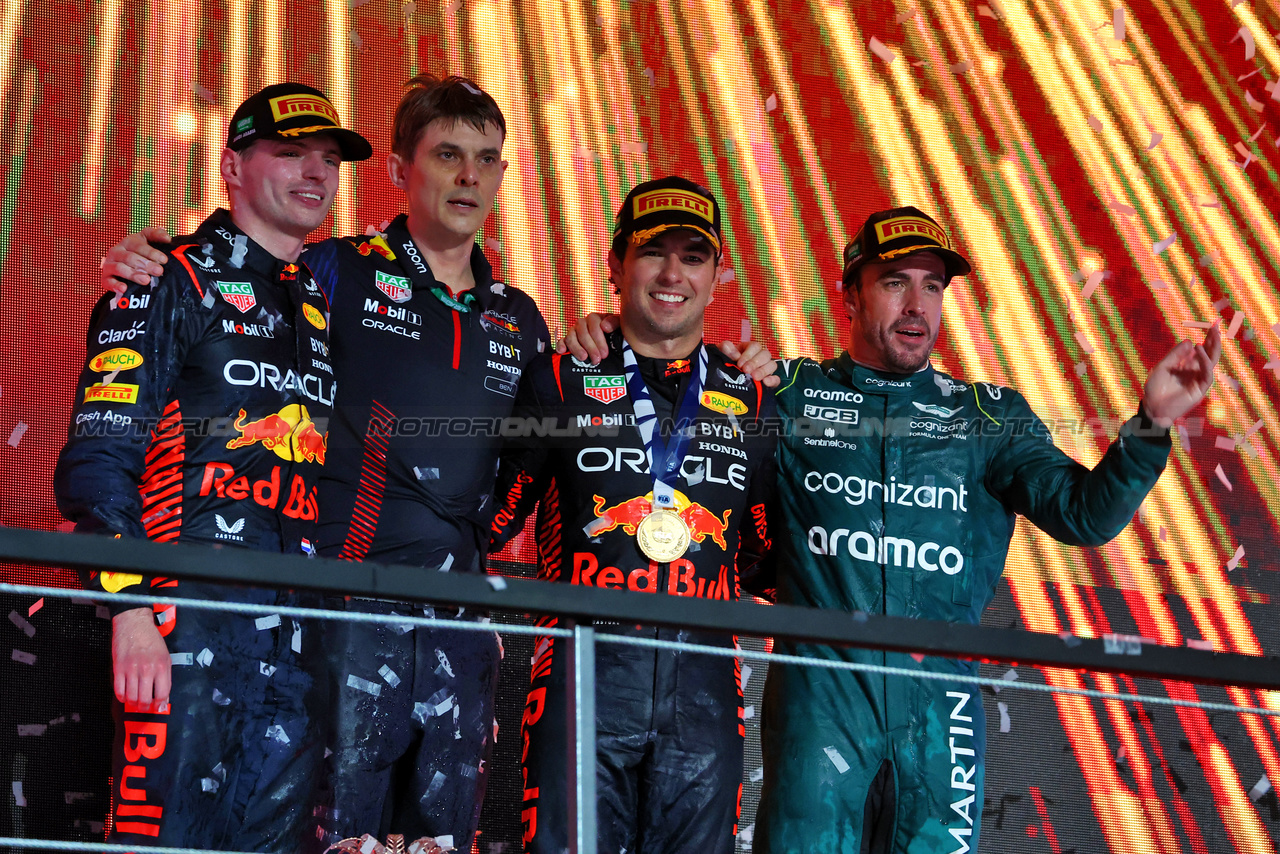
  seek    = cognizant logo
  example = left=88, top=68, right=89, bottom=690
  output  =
left=803, top=471, right=967, bottom=512
left=807, top=526, right=963, bottom=575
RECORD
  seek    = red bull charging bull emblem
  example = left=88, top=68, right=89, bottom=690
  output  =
left=590, top=489, right=731, bottom=550
left=226, top=403, right=327, bottom=464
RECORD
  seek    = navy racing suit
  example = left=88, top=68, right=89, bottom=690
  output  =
left=55, top=209, right=335, bottom=850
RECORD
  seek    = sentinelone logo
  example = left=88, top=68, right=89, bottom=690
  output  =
left=808, top=526, right=964, bottom=575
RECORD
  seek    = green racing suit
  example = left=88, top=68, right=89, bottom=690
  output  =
left=756, top=353, right=1171, bottom=854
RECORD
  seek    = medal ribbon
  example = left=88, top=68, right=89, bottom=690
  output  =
left=621, top=341, right=708, bottom=511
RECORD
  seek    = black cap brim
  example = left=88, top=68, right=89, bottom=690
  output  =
left=843, top=246, right=972, bottom=287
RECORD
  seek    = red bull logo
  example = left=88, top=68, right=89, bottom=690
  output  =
left=226, top=404, right=327, bottom=464
left=590, top=490, right=731, bottom=550
left=352, top=235, right=397, bottom=260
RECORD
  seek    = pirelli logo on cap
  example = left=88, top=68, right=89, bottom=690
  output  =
left=874, top=216, right=949, bottom=249
left=633, top=189, right=713, bottom=224
left=269, top=94, right=340, bottom=126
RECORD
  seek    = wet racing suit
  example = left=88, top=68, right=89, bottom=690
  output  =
left=54, top=209, right=335, bottom=850
left=756, top=354, right=1171, bottom=853
left=302, top=214, right=548, bottom=850
left=491, top=332, right=776, bottom=854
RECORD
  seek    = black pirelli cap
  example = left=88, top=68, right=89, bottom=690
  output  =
left=842, top=206, right=971, bottom=287
left=227, top=83, right=372, bottom=162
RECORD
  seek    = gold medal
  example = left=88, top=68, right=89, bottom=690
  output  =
left=636, top=508, right=691, bottom=563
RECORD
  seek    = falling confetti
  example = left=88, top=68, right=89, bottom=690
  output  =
left=7, top=421, right=28, bottom=447
left=823, top=746, right=851, bottom=773
left=1214, top=464, right=1233, bottom=491
left=1113, top=8, right=1125, bottom=40
left=997, top=701, right=1011, bottom=733
left=1226, top=544, right=1246, bottom=571
left=868, top=36, right=897, bottom=65
left=1152, top=233, right=1177, bottom=254
left=765, top=93, right=778, bottom=112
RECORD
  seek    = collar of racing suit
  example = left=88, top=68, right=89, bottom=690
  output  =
left=201, top=208, right=305, bottom=280
left=829, top=350, right=937, bottom=395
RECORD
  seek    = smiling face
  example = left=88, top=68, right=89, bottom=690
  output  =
left=608, top=228, right=719, bottom=357
left=843, top=252, right=947, bottom=373
left=221, top=136, right=342, bottom=254
left=387, top=118, right=507, bottom=250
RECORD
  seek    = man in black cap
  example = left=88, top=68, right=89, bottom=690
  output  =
left=490, top=176, right=778, bottom=854
left=752, top=205, right=1221, bottom=853
left=56, top=82, right=369, bottom=850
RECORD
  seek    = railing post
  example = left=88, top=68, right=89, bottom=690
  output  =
left=565, top=620, right=598, bottom=854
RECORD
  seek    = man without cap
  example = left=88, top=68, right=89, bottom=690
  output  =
left=564, top=204, right=1221, bottom=853
left=490, top=176, right=778, bottom=854
left=754, top=206, right=1221, bottom=853
left=56, top=83, right=370, bottom=850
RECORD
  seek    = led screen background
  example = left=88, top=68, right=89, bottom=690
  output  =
left=1, top=0, right=1279, bottom=850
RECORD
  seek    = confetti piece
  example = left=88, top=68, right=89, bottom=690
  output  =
left=436, top=648, right=455, bottom=677
left=619, top=141, right=648, bottom=155
left=439, top=553, right=454, bottom=573
left=1216, top=436, right=1238, bottom=451
left=12, top=781, right=25, bottom=807
left=1117, top=744, right=1127, bottom=763
left=1113, top=8, right=1125, bottom=40
left=741, top=663, right=753, bottom=690
left=348, top=29, right=363, bottom=49
left=1074, top=361, right=1088, bottom=377
left=436, top=837, right=454, bottom=850
left=894, top=6, right=918, bottom=22
left=1246, top=418, right=1265, bottom=437
left=348, top=0, right=369, bottom=7
left=584, top=515, right=612, bottom=537
left=27, top=599, right=42, bottom=617
left=7, top=422, right=28, bottom=447
left=1151, top=279, right=1168, bottom=289
left=718, top=268, right=736, bottom=284
left=1159, top=526, right=1167, bottom=541
left=997, top=701, right=1010, bottom=733
left=750, top=766, right=764, bottom=783
left=485, top=237, right=503, bottom=254
left=1058, top=631, right=1082, bottom=647
left=739, top=318, right=752, bottom=342
left=197, top=648, right=214, bottom=667
left=487, top=575, right=508, bottom=591
left=259, top=661, right=276, bottom=676
left=1234, top=26, right=1256, bottom=61
left=412, top=702, right=430, bottom=724
left=765, top=93, right=777, bottom=112
left=265, top=724, right=291, bottom=744
left=1246, top=91, right=1265, bottom=112
left=1226, top=544, right=1246, bottom=571
left=1087, top=115, right=1104, bottom=132
left=868, top=37, right=897, bottom=64
left=201, top=777, right=220, bottom=793
left=1073, top=331, right=1095, bottom=354
left=1249, top=775, right=1272, bottom=801
left=950, top=60, right=973, bottom=74
left=1226, top=310, right=1245, bottom=339
left=823, top=746, right=851, bottom=773
left=1145, top=131, right=1163, bottom=150
left=255, top=614, right=281, bottom=630
left=190, top=82, right=216, bottom=103
left=1214, top=464, right=1233, bottom=491
left=292, top=620, right=302, bottom=653
left=401, top=0, right=416, bottom=16
left=422, top=770, right=448, bottom=803
left=347, top=674, right=381, bottom=696
left=1107, top=194, right=1136, bottom=216
left=11, top=649, right=35, bottom=665
left=1082, top=270, right=1104, bottom=300
left=1186, top=638, right=1213, bottom=651
left=643, top=67, right=655, bottom=87
left=1152, top=233, right=1177, bottom=254
left=17, top=723, right=46, bottom=736
left=910, top=652, right=925, bottom=663
left=9, top=611, right=34, bottom=638
left=744, top=705, right=755, bottom=719
left=379, top=664, right=402, bottom=688
left=977, top=4, right=999, bottom=19
left=1234, top=141, right=1254, bottom=162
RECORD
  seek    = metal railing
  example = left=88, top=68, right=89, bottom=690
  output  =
left=3, top=525, right=1280, bottom=854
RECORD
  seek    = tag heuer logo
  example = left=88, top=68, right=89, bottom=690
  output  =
left=584, top=375, right=626, bottom=404
left=375, top=270, right=412, bottom=304
left=215, top=281, right=257, bottom=313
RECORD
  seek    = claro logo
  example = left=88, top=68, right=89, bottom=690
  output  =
left=807, top=525, right=963, bottom=575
